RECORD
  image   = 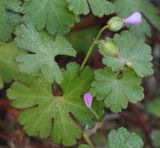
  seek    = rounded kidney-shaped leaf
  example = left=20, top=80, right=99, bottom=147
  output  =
left=91, top=68, right=144, bottom=112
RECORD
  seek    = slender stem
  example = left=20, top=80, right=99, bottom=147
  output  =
left=90, top=108, right=99, bottom=120
left=81, top=26, right=108, bottom=147
left=80, top=42, right=95, bottom=71
left=83, top=131, right=95, bottom=148
left=96, top=25, right=109, bottom=41
left=80, top=25, right=108, bottom=70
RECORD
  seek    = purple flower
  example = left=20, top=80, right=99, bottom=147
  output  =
left=83, top=92, right=93, bottom=108
left=123, top=12, right=142, bottom=26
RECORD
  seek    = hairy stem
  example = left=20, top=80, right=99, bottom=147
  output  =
left=80, top=25, right=108, bottom=70
left=83, top=131, right=95, bottom=148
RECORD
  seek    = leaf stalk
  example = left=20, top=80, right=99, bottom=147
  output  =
left=83, top=131, right=95, bottom=148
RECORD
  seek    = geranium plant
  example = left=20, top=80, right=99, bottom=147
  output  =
left=0, top=0, right=160, bottom=147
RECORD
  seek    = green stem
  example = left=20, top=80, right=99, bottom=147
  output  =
left=83, top=131, right=95, bottom=148
left=81, top=26, right=108, bottom=148
left=90, top=108, right=99, bottom=120
left=80, top=25, right=109, bottom=70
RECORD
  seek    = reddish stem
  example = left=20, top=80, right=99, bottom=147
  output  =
left=128, top=103, right=152, bottom=147
left=0, top=98, right=10, bottom=109
left=71, top=14, right=110, bottom=31
left=129, top=103, right=151, bottom=134
left=0, top=133, right=11, bottom=141
left=0, top=98, right=19, bottom=121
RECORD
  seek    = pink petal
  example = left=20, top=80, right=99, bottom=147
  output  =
left=123, top=12, right=142, bottom=26
left=83, top=92, right=93, bottom=108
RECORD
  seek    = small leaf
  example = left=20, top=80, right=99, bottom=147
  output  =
left=114, top=0, right=160, bottom=38
left=15, top=25, right=76, bottom=83
left=23, top=0, right=79, bottom=35
left=66, top=0, right=115, bottom=17
left=7, top=63, right=104, bottom=146
left=91, top=68, right=144, bottom=112
left=108, top=127, right=144, bottom=148
left=99, top=31, right=153, bottom=77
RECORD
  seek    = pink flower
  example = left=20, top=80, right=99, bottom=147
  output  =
left=83, top=92, right=93, bottom=108
left=123, top=12, right=142, bottom=26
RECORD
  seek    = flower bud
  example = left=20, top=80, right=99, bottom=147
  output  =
left=99, top=39, right=119, bottom=57
left=107, top=17, right=124, bottom=32
left=84, top=92, right=93, bottom=109
left=123, top=12, right=142, bottom=26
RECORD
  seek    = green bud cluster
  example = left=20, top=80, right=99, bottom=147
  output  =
left=108, top=17, right=124, bottom=32
left=98, top=39, right=119, bottom=57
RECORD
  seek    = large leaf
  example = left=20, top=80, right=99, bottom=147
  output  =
left=23, top=0, right=79, bottom=35
left=15, top=25, right=76, bottom=83
left=0, top=42, right=22, bottom=88
left=0, top=0, right=22, bottom=42
left=66, top=0, right=115, bottom=17
left=99, top=31, right=153, bottom=77
left=91, top=68, right=144, bottom=112
left=108, top=127, right=144, bottom=148
left=7, top=63, right=104, bottom=146
left=114, top=0, right=160, bottom=38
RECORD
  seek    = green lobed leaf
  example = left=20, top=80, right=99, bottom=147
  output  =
left=107, top=127, right=144, bottom=148
left=114, top=0, right=160, bottom=38
left=147, top=98, right=160, bottom=117
left=15, top=25, right=76, bottom=83
left=99, top=31, right=153, bottom=77
left=23, top=0, right=79, bottom=35
left=7, top=62, right=104, bottom=146
left=0, top=42, right=23, bottom=88
left=91, top=68, right=144, bottom=112
left=0, top=0, right=22, bottom=42
left=66, top=0, right=115, bottom=17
